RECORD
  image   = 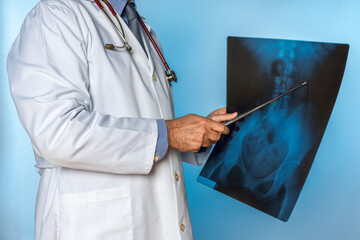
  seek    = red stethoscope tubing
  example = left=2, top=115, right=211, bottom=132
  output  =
left=136, top=13, right=170, bottom=72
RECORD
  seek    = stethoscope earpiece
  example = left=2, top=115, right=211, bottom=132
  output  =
left=104, top=44, right=116, bottom=50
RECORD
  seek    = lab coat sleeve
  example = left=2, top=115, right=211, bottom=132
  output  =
left=7, top=2, right=157, bottom=175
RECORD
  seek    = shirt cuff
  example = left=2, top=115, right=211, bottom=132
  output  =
left=154, top=119, right=169, bottom=162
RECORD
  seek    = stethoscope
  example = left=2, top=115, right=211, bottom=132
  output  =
left=94, top=0, right=177, bottom=86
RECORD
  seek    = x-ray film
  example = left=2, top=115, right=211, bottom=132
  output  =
left=198, top=37, right=349, bottom=221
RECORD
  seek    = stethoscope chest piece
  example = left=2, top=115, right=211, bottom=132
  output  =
left=166, top=70, right=177, bottom=86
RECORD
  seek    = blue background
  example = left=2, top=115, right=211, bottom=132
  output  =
left=1, top=0, right=359, bottom=239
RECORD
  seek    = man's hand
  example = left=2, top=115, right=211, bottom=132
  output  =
left=165, top=108, right=237, bottom=152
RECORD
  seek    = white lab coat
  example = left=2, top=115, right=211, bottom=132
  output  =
left=7, top=0, right=209, bottom=239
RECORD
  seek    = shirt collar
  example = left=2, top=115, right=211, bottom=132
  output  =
left=107, top=0, right=134, bottom=16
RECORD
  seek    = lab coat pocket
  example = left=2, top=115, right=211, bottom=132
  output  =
left=59, top=187, right=133, bottom=240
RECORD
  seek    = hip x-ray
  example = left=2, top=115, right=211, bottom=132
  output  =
left=198, top=37, right=349, bottom=221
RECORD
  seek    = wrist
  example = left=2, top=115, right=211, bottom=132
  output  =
left=165, top=120, right=172, bottom=147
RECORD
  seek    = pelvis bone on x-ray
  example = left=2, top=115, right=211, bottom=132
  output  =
left=198, top=37, right=349, bottom=221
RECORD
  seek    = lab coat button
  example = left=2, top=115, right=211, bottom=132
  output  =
left=152, top=73, right=157, bottom=82
left=180, top=224, right=185, bottom=232
left=154, top=155, right=160, bottom=162
left=174, top=173, right=180, bottom=182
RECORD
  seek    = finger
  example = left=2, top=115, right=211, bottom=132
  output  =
left=201, top=139, right=212, bottom=148
left=210, top=112, right=238, bottom=123
left=209, top=121, right=230, bottom=135
left=207, top=130, right=221, bottom=143
left=188, top=137, right=203, bottom=152
left=223, top=126, right=230, bottom=135
left=212, top=107, right=227, bottom=115
left=207, top=107, right=227, bottom=118
left=201, top=134, right=211, bottom=147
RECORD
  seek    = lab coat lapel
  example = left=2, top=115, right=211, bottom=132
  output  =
left=140, top=22, right=156, bottom=72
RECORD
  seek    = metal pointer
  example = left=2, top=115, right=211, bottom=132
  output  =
left=224, top=81, right=308, bottom=126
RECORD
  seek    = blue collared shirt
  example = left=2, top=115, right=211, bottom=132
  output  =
left=108, top=0, right=169, bottom=161
left=108, top=0, right=128, bottom=12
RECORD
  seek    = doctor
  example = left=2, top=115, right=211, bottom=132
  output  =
left=7, top=0, right=237, bottom=239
